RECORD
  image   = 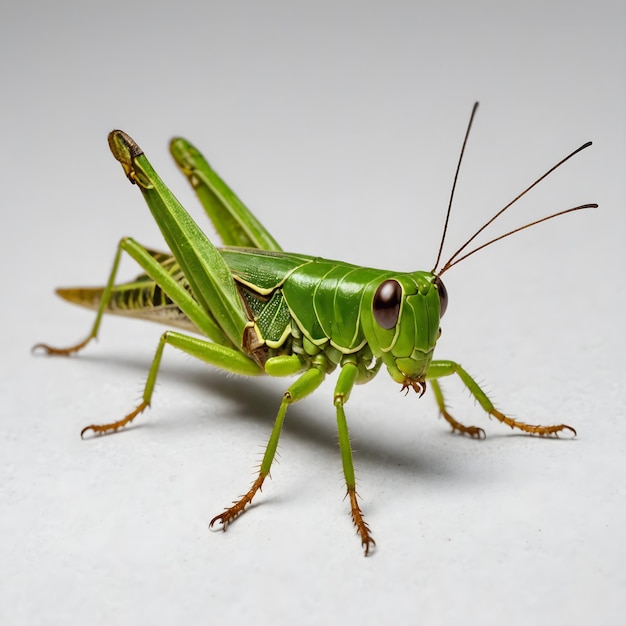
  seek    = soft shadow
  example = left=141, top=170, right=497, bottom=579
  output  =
left=71, top=352, right=456, bottom=481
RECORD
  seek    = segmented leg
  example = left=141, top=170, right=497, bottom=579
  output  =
left=210, top=366, right=325, bottom=530
left=32, top=243, right=127, bottom=358
left=427, top=360, right=576, bottom=437
left=335, top=361, right=376, bottom=556
left=81, top=402, right=149, bottom=438
left=430, top=379, right=485, bottom=438
left=169, top=137, right=283, bottom=252
left=33, top=236, right=233, bottom=360
left=488, top=408, right=576, bottom=436
left=79, top=331, right=260, bottom=437
left=33, top=335, right=93, bottom=357
left=209, top=475, right=267, bottom=529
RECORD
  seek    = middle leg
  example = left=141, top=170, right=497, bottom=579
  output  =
left=209, top=365, right=325, bottom=529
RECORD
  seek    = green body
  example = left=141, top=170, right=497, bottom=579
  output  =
left=73, top=247, right=442, bottom=385
left=38, top=126, right=585, bottom=556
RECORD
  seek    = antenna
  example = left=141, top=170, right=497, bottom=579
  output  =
left=437, top=141, right=593, bottom=275
left=431, top=102, right=479, bottom=274
left=437, top=202, right=597, bottom=275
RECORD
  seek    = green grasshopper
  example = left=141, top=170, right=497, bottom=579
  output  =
left=35, top=103, right=596, bottom=555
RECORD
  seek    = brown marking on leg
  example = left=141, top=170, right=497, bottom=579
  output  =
left=347, top=487, right=376, bottom=556
left=80, top=401, right=149, bottom=438
left=209, top=474, right=266, bottom=530
left=32, top=336, right=94, bottom=357
left=439, top=407, right=486, bottom=439
left=490, top=408, right=576, bottom=437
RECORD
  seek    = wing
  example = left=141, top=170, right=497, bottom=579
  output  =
left=56, top=248, right=201, bottom=333
left=55, top=247, right=314, bottom=333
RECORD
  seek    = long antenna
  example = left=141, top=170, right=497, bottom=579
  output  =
left=437, top=203, right=597, bottom=275
left=438, top=141, right=593, bottom=273
left=430, top=102, right=479, bottom=274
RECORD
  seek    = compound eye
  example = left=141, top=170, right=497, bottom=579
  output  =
left=434, top=276, right=448, bottom=318
left=373, top=279, right=402, bottom=330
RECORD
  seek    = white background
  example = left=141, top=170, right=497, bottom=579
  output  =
left=2, top=2, right=625, bottom=625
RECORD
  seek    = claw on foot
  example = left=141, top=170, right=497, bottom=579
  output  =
left=491, top=409, right=577, bottom=437
left=347, top=488, right=376, bottom=556
left=209, top=475, right=266, bottom=530
left=32, top=336, right=93, bottom=357
left=80, top=401, right=149, bottom=438
left=439, top=407, right=486, bottom=439
left=452, top=424, right=486, bottom=439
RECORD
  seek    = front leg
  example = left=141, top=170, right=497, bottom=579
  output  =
left=334, top=360, right=376, bottom=556
left=429, top=378, right=485, bottom=438
left=427, top=360, right=576, bottom=437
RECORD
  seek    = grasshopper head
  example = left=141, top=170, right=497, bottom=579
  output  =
left=363, top=272, right=447, bottom=394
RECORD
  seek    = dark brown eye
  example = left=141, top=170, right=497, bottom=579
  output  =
left=373, top=279, right=402, bottom=329
left=434, top=276, right=448, bottom=318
